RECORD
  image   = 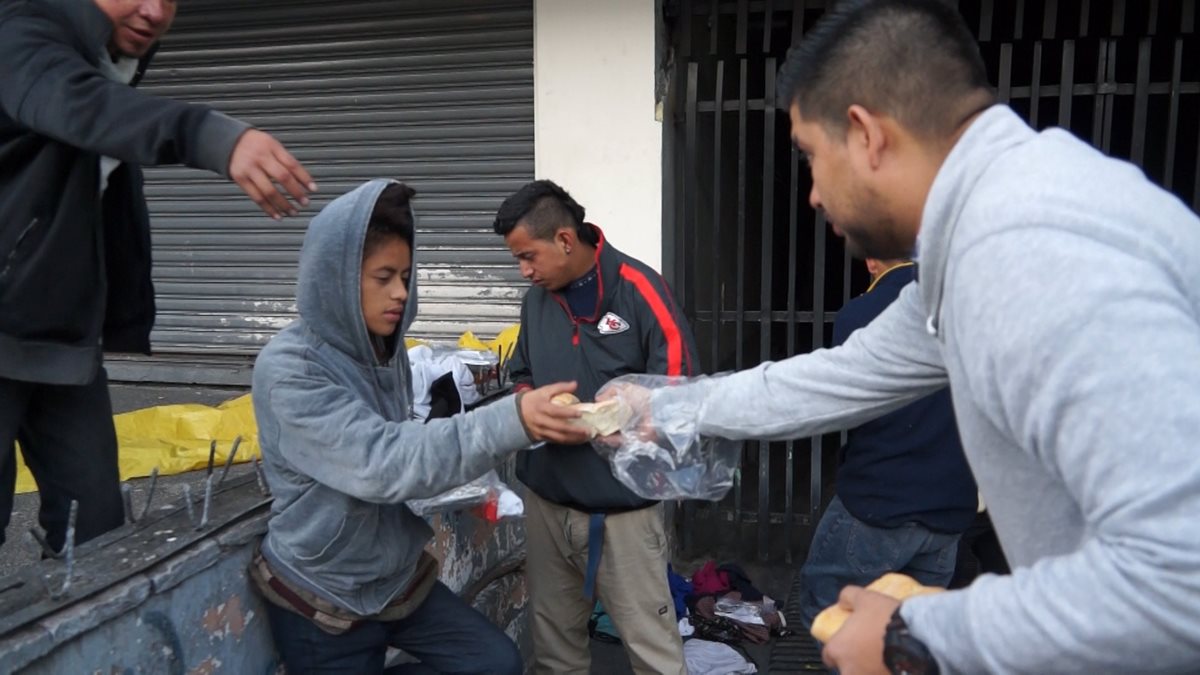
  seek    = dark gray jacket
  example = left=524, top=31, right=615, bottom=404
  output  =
left=509, top=227, right=699, bottom=512
left=0, top=0, right=248, bottom=385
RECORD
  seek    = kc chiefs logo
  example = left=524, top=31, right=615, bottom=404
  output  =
left=597, top=312, right=630, bottom=335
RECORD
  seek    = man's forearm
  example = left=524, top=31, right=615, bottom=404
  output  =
left=655, top=284, right=948, bottom=441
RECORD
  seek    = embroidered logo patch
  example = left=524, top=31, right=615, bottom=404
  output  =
left=597, top=312, right=630, bottom=335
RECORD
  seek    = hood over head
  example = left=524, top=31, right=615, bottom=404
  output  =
left=295, top=179, right=418, bottom=365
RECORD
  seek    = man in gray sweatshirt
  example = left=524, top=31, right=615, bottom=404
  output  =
left=615, top=1, right=1200, bottom=673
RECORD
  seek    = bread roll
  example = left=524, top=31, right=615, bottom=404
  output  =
left=550, top=392, right=580, bottom=406
left=809, top=573, right=944, bottom=643
left=547, top=393, right=632, bottom=437
left=573, top=399, right=632, bottom=437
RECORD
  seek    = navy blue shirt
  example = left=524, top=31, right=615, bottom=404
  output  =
left=562, top=265, right=599, bottom=319
left=831, top=264, right=977, bottom=533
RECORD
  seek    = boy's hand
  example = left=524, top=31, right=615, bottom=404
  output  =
left=228, top=129, right=316, bottom=220
left=519, top=382, right=592, bottom=445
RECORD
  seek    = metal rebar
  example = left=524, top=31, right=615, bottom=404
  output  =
left=198, top=475, right=214, bottom=531
left=138, top=467, right=160, bottom=522
left=46, top=500, right=78, bottom=600
left=206, top=439, right=218, bottom=476
left=217, top=436, right=242, bottom=486
left=182, top=484, right=197, bottom=527
left=27, top=527, right=62, bottom=560
left=121, top=483, right=136, bottom=524
left=254, top=457, right=270, bottom=496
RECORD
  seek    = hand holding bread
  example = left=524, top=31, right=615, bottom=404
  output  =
left=810, top=573, right=944, bottom=643
left=550, top=392, right=634, bottom=438
left=517, top=382, right=592, bottom=445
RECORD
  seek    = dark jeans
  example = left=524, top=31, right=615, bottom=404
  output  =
left=265, top=581, right=523, bottom=675
left=798, top=496, right=960, bottom=630
left=0, top=370, right=124, bottom=551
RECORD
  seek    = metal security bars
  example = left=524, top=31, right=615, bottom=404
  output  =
left=664, top=0, right=1198, bottom=562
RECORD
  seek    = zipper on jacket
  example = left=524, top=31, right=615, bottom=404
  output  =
left=551, top=293, right=584, bottom=348
left=0, top=218, right=38, bottom=284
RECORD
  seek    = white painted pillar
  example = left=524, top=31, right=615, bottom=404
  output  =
left=533, top=0, right=663, bottom=270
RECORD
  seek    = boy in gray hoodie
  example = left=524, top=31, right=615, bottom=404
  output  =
left=251, top=179, right=590, bottom=674
left=613, top=1, right=1200, bottom=673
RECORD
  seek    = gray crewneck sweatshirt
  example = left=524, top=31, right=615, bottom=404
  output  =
left=652, top=106, right=1200, bottom=672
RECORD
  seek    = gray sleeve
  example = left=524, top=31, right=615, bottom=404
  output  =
left=901, top=229, right=1200, bottom=673
left=0, top=15, right=249, bottom=174
left=267, top=368, right=532, bottom=504
left=655, top=281, right=948, bottom=441
left=192, top=111, right=252, bottom=178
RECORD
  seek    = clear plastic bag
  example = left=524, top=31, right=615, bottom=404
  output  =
left=592, top=374, right=740, bottom=501
left=715, top=597, right=770, bottom=626
left=408, top=469, right=524, bottom=522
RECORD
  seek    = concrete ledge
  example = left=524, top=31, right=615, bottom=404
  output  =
left=39, top=575, right=153, bottom=648
left=0, top=624, right=55, bottom=674
left=148, top=539, right=222, bottom=594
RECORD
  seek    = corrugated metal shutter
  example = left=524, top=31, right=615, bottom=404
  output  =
left=135, top=0, right=532, bottom=359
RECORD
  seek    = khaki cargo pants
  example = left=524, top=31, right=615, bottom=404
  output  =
left=524, top=491, right=685, bottom=675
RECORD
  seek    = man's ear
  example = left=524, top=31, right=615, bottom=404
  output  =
left=846, top=104, right=887, bottom=171
left=555, top=227, right=577, bottom=252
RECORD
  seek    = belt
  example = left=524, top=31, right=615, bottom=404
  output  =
left=249, top=547, right=439, bottom=635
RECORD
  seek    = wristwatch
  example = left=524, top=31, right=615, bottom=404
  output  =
left=883, top=606, right=939, bottom=675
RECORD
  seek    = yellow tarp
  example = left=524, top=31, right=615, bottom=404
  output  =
left=459, top=325, right=520, bottom=365
left=14, top=393, right=261, bottom=495
left=13, top=327, right=520, bottom=495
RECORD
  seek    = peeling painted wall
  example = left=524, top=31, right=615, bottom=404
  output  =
left=2, top=486, right=529, bottom=674
left=19, top=546, right=277, bottom=675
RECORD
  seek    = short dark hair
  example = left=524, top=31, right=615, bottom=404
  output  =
left=776, top=0, right=994, bottom=138
left=492, top=180, right=599, bottom=246
left=364, top=182, right=416, bottom=257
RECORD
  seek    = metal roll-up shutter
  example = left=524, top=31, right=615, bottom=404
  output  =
left=131, top=0, right=532, bottom=373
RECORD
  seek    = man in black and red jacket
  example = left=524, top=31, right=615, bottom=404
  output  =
left=494, top=180, right=697, bottom=674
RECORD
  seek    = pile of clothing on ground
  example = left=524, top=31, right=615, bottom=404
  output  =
left=591, top=560, right=790, bottom=675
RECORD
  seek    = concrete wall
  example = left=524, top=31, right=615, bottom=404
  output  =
left=534, top=0, right=665, bottom=270
left=0, top=493, right=528, bottom=673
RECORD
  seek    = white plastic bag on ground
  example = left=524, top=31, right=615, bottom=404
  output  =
left=593, top=374, right=740, bottom=501
left=408, top=344, right=485, bottom=421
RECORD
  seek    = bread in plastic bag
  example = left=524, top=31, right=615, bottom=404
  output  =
left=592, top=374, right=740, bottom=501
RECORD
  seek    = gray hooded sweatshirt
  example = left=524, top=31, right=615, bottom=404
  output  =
left=654, top=106, right=1200, bottom=672
left=252, top=179, right=531, bottom=616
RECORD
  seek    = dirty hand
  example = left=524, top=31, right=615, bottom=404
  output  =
left=228, top=129, right=316, bottom=220
left=821, top=586, right=899, bottom=675
left=518, top=382, right=592, bottom=445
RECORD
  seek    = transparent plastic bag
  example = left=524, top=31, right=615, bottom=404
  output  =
left=715, top=597, right=770, bottom=626
left=408, top=469, right=524, bottom=522
left=592, top=374, right=740, bottom=501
